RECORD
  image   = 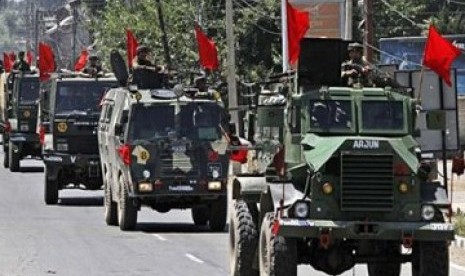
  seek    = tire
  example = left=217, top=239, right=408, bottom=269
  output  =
left=8, top=141, right=19, bottom=172
left=44, top=167, right=58, bottom=205
left=104, top=180, right=118, bottom=226
left=117, top=176, right=137, bottom=231
left=259, top=213, right=297, bottom=276
left=3, top=145, right=9, bottom=168
left=229, top=200, right=259, bottom=276
left=208, top=196, right=227, bottom=232
left=412, top=211, right=449, bottom=276
left=191, top=206, right=209, bottom=226
left=368, top=242, right=401, bottom=276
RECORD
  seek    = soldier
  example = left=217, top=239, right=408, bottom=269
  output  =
left=80, top=55, right=103, bottom=77
left=341, top=42, right=372, bottom=87
left=12, top=51, right=31, bottom=72
left=132, top=46, right=163, bottom=72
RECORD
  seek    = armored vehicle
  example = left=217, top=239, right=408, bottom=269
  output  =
left=1, top=72, right=41, bottom=171
left=39, top=73, right=118, bottom=204
left=229, top=38, right=454, bottom=276
left=98, top=52, right=231, bottom=231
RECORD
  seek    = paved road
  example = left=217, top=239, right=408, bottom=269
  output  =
left=0, top=155, right=464, bottom=276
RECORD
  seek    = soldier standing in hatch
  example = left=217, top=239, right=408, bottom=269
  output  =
left=80, top=55, right=104, bottom=77
left=341, top=42, right=372, bottom=87
left=132, top=46, right=164, bottom=72
left=12, top=51, right=31, bottom=72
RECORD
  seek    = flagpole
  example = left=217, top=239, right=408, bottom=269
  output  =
left=282, top=0, right=289, bottom=73
left=417, top=66, right=424, bottom=103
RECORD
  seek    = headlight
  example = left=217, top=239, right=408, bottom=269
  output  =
left=294, top=201, right=310, bottom=218
left=421, top=205, right=435, bottom=221
left=212, top=168, right=220, bottom=179
left=322, top=182, right=334, bottom=195
left=56, top=143, right=68, bottom=151
left=143, top=170, right=151, bottom=178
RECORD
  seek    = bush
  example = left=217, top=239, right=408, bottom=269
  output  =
left=455, top=209, right=465, bottom=236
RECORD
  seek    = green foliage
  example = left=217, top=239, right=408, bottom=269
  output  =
left=91, top=0, right=281, bottom=81
left=455, top=209, right=465, bottom=236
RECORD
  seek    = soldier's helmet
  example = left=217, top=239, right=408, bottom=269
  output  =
left=136, top=45, right=150, bottom=55
left=88, top=55, right=99, bottom=61
left=18, top=51, right=25, bottom=58
left=348, top=42, right=363, bottom=52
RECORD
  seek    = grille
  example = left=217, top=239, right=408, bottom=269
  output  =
left=159, top=150, right=199, bottom=177
left=341, top=154, right=394, bottom=212
left=57, top=135, right=99, bottom=154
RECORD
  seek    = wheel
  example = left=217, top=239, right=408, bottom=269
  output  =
left=117, top=175, right=137, bottom=231
left=191, top=205, right=209, bottom=226
left=368, top=242, right=401, bottom=276
left=44, top=167, right=58, bottom=205
left=208, top=196, right=227, bottom=232
left=411, top=211, right=449, bottom=276
left=259, top=213, right=297, bottom=276
left=3, top=145, right=9, bottom=168
left=8, top=141, right=19, bottom=172
left=229, top=200, right=259, bottom=276
left=104, top=176, right=118, bottom=226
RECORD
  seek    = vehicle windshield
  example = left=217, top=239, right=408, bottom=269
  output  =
left=129, top=103, right=224, bottom=142
left=19, top=80, right=40, bottom=104
left=129, top=105, right=175, bottom=142
left=179, top=103, right=223, bottom=140
left=361, top=100, right=405, bottom=131
left=55, top=82, right=114, bottom=113
left=309, top=100, right=352, bottom=130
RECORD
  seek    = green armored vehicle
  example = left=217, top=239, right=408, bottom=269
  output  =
left=1, top=72, right=41, bottom=171
left=39, top=73, right=118, bottom=204
left=98, top=51, right=231, bottom=231
left=229, top=38, right=453, bottom=276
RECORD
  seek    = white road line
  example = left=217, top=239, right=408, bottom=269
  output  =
left=185, top=253, right=204, bottom=264
left=152, top=234, right=167, bottom=241
left=451, top=262, right=465, bottom=272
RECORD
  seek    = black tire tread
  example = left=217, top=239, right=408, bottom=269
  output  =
left=260, top=213, right=297, bottom=276
left=104, top=181, right=118, bottom=226
left=44, top=168, right=58, bottom=205
left=118, top=176, right=137, bottom=231
left=230, top=200, right=259, bottom=276
left=8, top=142, right=19, bottom=172
left=209, top=197, right=227, bottom=232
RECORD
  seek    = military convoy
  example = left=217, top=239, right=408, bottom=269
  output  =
left=39, top=73, right=118, bottom=204
left=97, top=52, right=231, bottom=231
left=229, top=38, right=454, bottom=276
left=0, top=72, right=41, bottom=172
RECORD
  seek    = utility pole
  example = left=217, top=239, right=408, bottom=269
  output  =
left=155, top=0, right=171, bottom=68
left=226, top=0, right=238, bottom=127
left=344, top=0, right=353, bottom=40
left=69, top=0, right=81, bottom=66
left=363, top=0, right=374, bottom=62
left=281, top=0, right=288, bottom=72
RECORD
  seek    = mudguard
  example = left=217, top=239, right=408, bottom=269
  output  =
left=421, top=181, right=450, bottom=208
left=232, top=176, right=267, bottom=201
left=268, top=182, right=305, bottom=213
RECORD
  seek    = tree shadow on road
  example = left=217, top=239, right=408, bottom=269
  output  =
left=58, top=196, right=104, bottom=207
left=137, top=222, right=229, bottom=234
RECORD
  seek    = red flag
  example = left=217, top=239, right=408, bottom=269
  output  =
left=38, top=42, right=56, bottom=81
left=74, top=49, right=89, bottom=71
left=9, top=52, right=16, bottom=63
left=287, top=0, right=310, bottom=65
left=26, top=51, right=34, bottom=65
left=423, top=25, right=461, bottom=87
left=194, top=24, right=219, bottom=70
left=3, top=53, right=12, bottom=72
left=126, top=29, right=138, bottom=69
left=229, top=137, right=250, bottom=164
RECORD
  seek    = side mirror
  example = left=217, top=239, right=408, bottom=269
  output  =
left=114, top=123, right=123, bottom=136
left=426, top=110, right=446, bottom=130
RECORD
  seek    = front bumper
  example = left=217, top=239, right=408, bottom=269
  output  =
left=275, top=218, right=455, bottom=241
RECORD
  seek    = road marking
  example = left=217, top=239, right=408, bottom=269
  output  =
left=152, top=234, right=167, bottom=241
left=185, top=253, right=204, bottom=264
left=451, top=262, right=465, bottom=272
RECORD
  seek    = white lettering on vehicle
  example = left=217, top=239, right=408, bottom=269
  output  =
left=353, top=140, right=380, bottom=149
left=43, top=156, right=63, bottom=162
left=168, top=186, right=194, bottom=192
